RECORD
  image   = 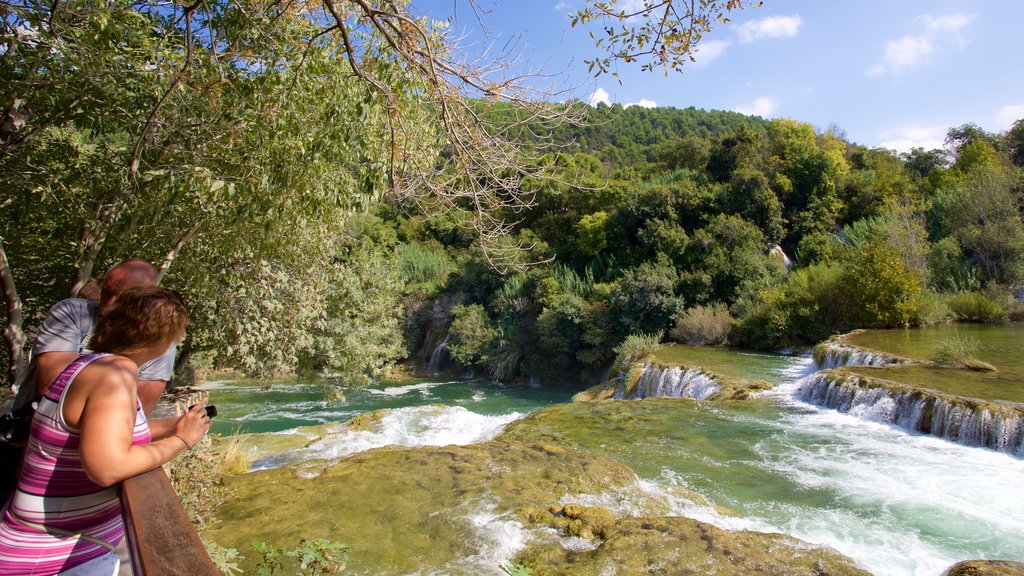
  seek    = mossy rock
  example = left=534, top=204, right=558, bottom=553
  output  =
left=519, top=503, right=617, bottom=540
left=513, top=514, right=872, bottom=576
left=944, top=560, right=1024, bottom=576
left=206, top=441, right=637, bottom=574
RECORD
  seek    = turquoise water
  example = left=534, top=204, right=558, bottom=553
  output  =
left=204, top=349, right=1024, bottom=576
left=203, top=376, right=575, bottom=435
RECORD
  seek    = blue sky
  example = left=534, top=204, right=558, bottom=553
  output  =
left=415, top=0, right=1024, bottom=152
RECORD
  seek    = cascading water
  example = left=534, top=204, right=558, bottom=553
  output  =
left=795, top=372, right=1024, bottom=457
left=814, top=342, right=905, bottom=369
left=428, top=334, right=451, bottom=373
left=614, top=364, right=720, bottom=400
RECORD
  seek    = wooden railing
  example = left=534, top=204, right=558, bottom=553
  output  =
left=120, top=467, right=218, bottom=575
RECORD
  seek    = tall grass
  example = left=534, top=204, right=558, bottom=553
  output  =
left=552, top=264, right=595, bottom=298
left=613, top=332, right=663, bottom=364
left=397, top=243, right=453, bottom=287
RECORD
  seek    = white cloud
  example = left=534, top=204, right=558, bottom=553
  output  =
left=877, top=126, right=947, bottom=154
left=865, top=35, right=933, bottom=76
left=735, top=15, right=803, bottom=43
left=587, top=87, right=611, bottom=106
left=867, top=13, right=974, bottom=77
left=554, top=1, right=569, bottom=12
left=691, top=39, right=730, bottom=67
left=920, top=13, right=974, bottom=33
left=734, top=97, right=777, bottom=117
left=997, top=104, right=1024, bottom=129
left=625, top=98, right=657, bottom=109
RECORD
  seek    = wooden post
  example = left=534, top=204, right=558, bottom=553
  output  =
left=120, top=467, right=218, bottom=575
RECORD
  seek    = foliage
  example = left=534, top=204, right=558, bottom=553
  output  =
left=447, top=304, right=497, bottom=366
left=845, top=237, right=923, bottom=327
left=396, top=243, right=453, bottom=290
left=683, top=214, right=783, bottom=304
left=670, top=302, right=733, bottom=345
left=911, top=291, right=953, bottom=327
left=203, top=539, right=244, bottom=576
left=735, top=263, right=852, bottom=349
left=251, top=538, right=347, bottom=576
left=165, top=435, right=245, bottom=533
left=609, top=257, right=685, bottom=337
left=928, top=163, right=1024, bottom=286
left=576, top=212, right=610, bottom=257
left=931, top=337, right=996, bottom=372
left=944, top=292, right=1007, bottom=323
left=571, top=0, right=760, bottom=75
left=613, top=332, right=664, bottom=365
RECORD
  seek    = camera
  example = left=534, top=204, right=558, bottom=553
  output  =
left=188, top=404, right=218, bottom=418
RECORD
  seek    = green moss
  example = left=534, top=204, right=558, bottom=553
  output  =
left=846, top=365, right=1024, bottom=404
left=207, top=442, right=637, bottom=574
left=945, top=560, right=1024, bottom=576
left=514, top=515, right=871, bottom=576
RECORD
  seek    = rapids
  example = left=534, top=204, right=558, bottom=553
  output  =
left=204, top=334, right=1024, bottom=576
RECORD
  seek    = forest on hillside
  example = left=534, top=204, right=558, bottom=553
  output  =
left=3, top=1, right=1023, bottom=392
left=386, top=104, right=1024, bottom=384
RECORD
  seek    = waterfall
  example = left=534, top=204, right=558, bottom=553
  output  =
left=615, top=364, right=720, bottom=400
left=428, top=335, right=450, bottom=374
left=795, top=372, right=1024, bottom=457
left=814, top=342, right=905, bottom=369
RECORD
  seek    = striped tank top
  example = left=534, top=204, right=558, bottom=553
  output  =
left=0, top=353, right=152, bottom=575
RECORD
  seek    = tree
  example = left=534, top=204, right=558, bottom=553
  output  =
left=446, top=304, right=497, bottom=367
left=1007, top=119, right=1024, bottom=167
left=845, top=237, right=923, bottom=327
left=608, top=256, right=684, bottom=337
left=571, top=0, right=761, bottom=76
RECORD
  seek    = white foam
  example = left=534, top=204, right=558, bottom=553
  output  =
left=250, top=405, right=524, bottom=470
left=446, top=500, right=534, bottom=575
left=365, top=381, right=455, bottom=397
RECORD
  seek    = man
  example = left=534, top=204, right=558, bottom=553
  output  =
left=31, top=259, right=176, bottom=415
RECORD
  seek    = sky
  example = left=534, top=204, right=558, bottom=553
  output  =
left=414, top=0, right=1024, bottom=153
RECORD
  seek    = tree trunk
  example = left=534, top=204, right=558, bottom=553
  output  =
left=155, top=219, right=203, bottom=285
left=0, top=238, right=27, bottom=389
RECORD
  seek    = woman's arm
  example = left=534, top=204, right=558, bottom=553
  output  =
left=148, top=416, right=181, bottom=440
left=78, top=362, right=209, bottom=487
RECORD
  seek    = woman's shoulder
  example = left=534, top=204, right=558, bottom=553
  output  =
left=80, top=355, right=140, bottom=387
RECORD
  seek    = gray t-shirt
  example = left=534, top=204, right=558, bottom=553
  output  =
left=33, top=298, right=176, bottom=381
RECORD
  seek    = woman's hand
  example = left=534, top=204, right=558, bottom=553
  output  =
left=176, top=404, right=212, bottom=448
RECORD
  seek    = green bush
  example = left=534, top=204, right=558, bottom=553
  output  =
left=845, top=237, right=923, bottom=327
left=670, top=302, right=733, bottom=345
left=447, top=304, right=497, bottom=366
left=931, top=337, right=996, bottom=372
left=944, top=291, right=1007, bottom=322
left=613, top=332, right=663, bottom=364
left=735, top=263, right=853, bottom=349
left=912, top=291, right=953, bottom=326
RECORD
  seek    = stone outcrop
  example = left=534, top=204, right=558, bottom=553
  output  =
left=514, top=504, right=872, bottom=576
left=944, top=560, right=1024, bottom=576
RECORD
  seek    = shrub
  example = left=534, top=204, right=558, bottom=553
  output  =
left=912, top=291, right=953, bottom=326
left=931, top=337, right=996, bottom=372
left=670, top=302, right=733, bottom=345
left=166, top=434, right=251, bottom=533
left=944, top=291, right=1007, bottom=322
left=613, top=332, right=663, bottom=364
left=447, top=304, right=497, bottom=366
left=846, top=236, right=923, bottom=327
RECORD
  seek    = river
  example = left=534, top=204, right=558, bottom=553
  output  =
left=204, top=343, right=1024, bottom=576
